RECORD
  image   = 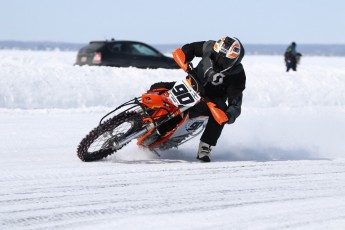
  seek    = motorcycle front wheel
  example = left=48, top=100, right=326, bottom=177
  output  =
left=77, top=111, right=142, bottom=162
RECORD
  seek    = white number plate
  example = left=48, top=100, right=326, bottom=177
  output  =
left=168, top=79, right=201, bottom=107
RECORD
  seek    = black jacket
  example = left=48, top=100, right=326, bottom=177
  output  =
left=181, top=40, right=246, bottom=124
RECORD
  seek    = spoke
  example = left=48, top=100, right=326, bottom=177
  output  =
left=88, top=121, right=135, bottom=153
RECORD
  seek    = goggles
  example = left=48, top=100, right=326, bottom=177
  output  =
left=213, top=37, right=241, bottom=59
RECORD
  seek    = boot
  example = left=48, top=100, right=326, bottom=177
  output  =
left=197, top=141, right=212, bottom=162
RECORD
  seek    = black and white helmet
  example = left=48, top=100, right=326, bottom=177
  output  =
left=213, top=36, right=241, bottom=60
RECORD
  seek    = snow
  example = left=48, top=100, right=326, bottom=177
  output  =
left=1, top=49, right=345, bottom=229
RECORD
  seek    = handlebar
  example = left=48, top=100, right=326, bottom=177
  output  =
left=172, top=48, right=205, bottom=96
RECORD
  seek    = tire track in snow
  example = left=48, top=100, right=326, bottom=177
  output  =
left=1, top=160, right=345, bottom=229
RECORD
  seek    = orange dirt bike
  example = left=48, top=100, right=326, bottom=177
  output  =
left=77, top=49, right=228, bottom=162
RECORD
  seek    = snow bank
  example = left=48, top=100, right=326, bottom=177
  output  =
left=1, top=50, right=345, bottom=109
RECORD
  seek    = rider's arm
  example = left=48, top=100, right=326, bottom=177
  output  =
left=181, top=41, right=205, bottom=63
left=225, top=69, right=246, bottom=124
left=226, top=93, right=243, bottom=124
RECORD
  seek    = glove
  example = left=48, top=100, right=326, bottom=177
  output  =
left=226, top=108, right=240, bottom=124
left=225, top=112, right=234, bottom=124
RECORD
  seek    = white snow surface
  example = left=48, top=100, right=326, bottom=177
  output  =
left=1, top=50, right=345, bottom=229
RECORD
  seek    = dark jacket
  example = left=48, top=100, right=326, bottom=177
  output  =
left=181, top=40, right=246, bottom=124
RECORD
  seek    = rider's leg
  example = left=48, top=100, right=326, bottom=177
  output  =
left=189, top=98, right=227, bottom=162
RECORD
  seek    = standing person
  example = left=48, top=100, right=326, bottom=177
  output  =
left=284, top=42, right=301, bottom=72
left=172, top=36, right=246, bottom=162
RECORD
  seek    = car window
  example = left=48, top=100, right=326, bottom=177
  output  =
left=109, top=43, right=127, bottom=54
left=129, top=44, right=160, bottom=57
left=81, top=43, right=104, bottom=52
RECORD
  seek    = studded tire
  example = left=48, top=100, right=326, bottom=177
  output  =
left=77, top=112, right=142, bottom=162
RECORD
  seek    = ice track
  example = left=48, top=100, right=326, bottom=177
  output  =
left=0, top=111, right=344, bottom=230
left=2, top=156, right=345, bottom=230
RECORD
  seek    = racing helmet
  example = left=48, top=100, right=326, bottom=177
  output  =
left=213, top=36, right=241, bottom=60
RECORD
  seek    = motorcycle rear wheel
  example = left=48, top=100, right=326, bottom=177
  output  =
left=77, top=112, right=142, bottom=162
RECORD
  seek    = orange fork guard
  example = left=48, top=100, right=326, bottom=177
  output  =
left=173, top=48, right=188, bottom=72
left=207, top=102, right=229, bottom=125
left=137, top=127, right=155, bottom=146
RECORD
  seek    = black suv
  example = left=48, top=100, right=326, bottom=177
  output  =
left=75, top=39, right=179, bottom=69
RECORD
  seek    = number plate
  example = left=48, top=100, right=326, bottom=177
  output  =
left=169, top=79, right=201, bottom=107
left=81, top=57, right=87, bottom=62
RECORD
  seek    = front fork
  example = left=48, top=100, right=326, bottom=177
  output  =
left=113, top=122, right=155, bottom=150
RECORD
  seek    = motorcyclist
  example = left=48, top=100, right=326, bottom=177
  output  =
left=172, top=36, right=246, bottom=162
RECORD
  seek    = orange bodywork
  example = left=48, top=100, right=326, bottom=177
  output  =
left=138, top=91, right=178, bottom=147
left=142, top=93, right=166, bottom=110
left=138, top=91, right=188, bottom=149
left=141, top=92, right=176, bottom=123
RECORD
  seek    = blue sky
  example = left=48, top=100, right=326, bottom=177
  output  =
left=1, top=0, right=344, bottom=45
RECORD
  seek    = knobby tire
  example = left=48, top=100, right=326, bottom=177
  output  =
left=77, top=112, right=142, bottom=162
